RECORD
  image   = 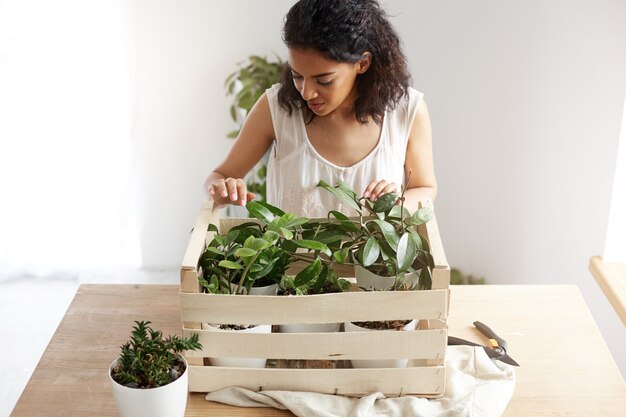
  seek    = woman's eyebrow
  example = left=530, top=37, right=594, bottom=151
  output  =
left=288, top=65, right=335, bottom=78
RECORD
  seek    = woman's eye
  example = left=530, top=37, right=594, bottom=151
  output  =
left=317, top=79, right=333, bottom=86
left=292, top=74, right=303, bottom=80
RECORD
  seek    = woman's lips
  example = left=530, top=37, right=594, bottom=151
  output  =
left=307, top=101, right=324, bottom=111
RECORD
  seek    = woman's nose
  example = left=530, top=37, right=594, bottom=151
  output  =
left=300, top=80, right=318, bottom=101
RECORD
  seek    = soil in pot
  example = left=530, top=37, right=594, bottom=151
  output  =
left=344, top=319, right=417, bottom=368
left=202, top=323, right=271, bottom=368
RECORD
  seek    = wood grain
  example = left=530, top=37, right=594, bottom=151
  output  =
left=180, top=289, right=448, bottom=324
left=11, top=284, right=626, bottom=417
left=182, top=327, right=446, bottom=359
left=589, top=255, right=626, bottom=326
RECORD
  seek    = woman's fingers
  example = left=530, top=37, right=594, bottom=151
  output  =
left=364, top=180, right=398, bottom=201
left=209, top=178, right=252, bottom=206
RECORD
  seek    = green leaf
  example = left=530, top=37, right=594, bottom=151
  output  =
left=337, top=181, right=357, bottom=199
left=410, top=206, right=434, bottom=225
left=224, top=71, right=237, bottom=88
left=408, top=228, right=423, bottom=250
left=229, top=105, right=237, bottom=122
left=333, top=247, right=349, bottom=264
left=207, top=224, right=219, bottom=232
left=283, top=216, right=309, bottom=229
left=329, top=210, right=349, bottom=221
left=312, top=264, right=330, bottom=293
left=234, top=247, right=257, bottom=258
left=362, top=237, right=380, bottom=267
left=205, top=246, right=223, bottom=256
left=372, top=192, right=398, bottom=213
left=329, top=210, right=358, bottom=232
left=294, top=258, right=322, bottom=287
left=246, top=201, right=275, bottom=224
left=280, top=227, right=294, bottom=240
left=388, top=205, right=411, bottom=222
left=294, top=240, right=332, bottom=257
left=373, top=219, right=400, bottom=250
left=249, top=237, right=270, bottom=251
left=418, top=267, right=432, bottom=290
left=317, top=180, right=362, bottom=213
left=396, top=232, right=417, bottom=273
left=256, top=258, right=278, bottom=278
left=262, top=230, right=280, bottom=244
left=218, top=260, right=242, bottom=270
left=254, top=200, right=285, bottom=216
left=226, top=130, right=239, bottom=139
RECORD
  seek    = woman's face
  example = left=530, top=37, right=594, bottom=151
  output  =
left=287, top=47, right=369, bottom=117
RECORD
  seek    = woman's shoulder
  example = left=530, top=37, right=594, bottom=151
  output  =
left=266, top=83, right=282, bottom=100
left=387, top=86, right=423, bottom=120
left=404, top=86, right=424, bottom=107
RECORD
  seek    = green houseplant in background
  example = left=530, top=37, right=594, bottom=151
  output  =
left=224, top=55, right=285, bottom=203
left=450, top=268, right=486, bottom=285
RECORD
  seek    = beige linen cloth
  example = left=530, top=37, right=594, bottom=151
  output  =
left=205, top=346, right=516, bottom=417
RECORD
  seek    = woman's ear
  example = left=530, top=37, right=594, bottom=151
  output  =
left=357, top=52, right=372, bottom=74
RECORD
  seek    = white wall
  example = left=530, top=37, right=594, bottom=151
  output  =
left=133, top=0, right=626, bottom=375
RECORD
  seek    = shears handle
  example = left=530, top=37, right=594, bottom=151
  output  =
left=448, top=336, right=482, bottom=347
left=474, top=321, right=508, bottom=350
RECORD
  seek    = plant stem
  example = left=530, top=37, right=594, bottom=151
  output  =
left=236, top=252, right=260, bottom=294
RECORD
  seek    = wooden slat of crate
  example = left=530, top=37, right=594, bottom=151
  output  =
left=180, top=289, right=448, bottom=325
left=183, top=328, right=447, bottom=360
left=188, top=365, right=446, bottom=396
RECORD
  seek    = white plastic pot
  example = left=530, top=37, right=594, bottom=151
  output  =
left=344, top=319, right=417, bottom=368
left=230, top=282, right=278, bottom=295
left=354, top=266, right=418, bottom=290
left=109, top=355, right=188, bottom=417
left=279, top=322, right=341, bottom=333
left=202, top=323, right=271, bottom=368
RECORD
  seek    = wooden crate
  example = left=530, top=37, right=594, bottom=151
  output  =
left=180, top=200, right=450, bottom=397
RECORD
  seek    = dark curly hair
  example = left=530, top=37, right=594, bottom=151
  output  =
left=277, top=0, right=411, bottom=125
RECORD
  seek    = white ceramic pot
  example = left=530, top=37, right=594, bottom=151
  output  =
left=202, top=323, right=271, bottom=368
left=279, top=322, right=341, bottom=333
left=109, top=355, right=188, bottom=417
left=354, top=266, right=418, bottom=290
left=248, top=283, right=278, bottom=295
left=344, top=319, right=417, bottom=368
left=229, top=282, right=278, bottom=295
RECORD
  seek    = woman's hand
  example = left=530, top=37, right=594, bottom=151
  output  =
left=208, top=177, right=255, bottom=207
left=362, top=179, right=399, bottom=201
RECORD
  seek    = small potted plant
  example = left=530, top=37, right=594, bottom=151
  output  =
left=277, top=259, right=351, bottom=333
left=109, top=321, right=202, bottom=417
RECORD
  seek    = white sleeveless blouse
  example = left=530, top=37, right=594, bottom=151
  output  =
left=265, top=83, right=423, bottom=218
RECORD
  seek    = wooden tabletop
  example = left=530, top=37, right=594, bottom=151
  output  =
left=589, top=256, right=626, bottom=326
left=11, top=284, right=626, bottom=416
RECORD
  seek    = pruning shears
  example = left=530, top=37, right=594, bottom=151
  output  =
left=448, top=321, right=520, bottom=367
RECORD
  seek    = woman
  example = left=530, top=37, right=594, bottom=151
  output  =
left=206, top=0, right=436, bottom=216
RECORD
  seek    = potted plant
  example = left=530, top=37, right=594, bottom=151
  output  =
left=316, top=179, right=436, bottom=368
left=224, top=55, right=285, bottom=207
left=277, top=260, right=351, bottom=333
left=317, top=177, right=435, bottom=291
left=109, top=321, right=202, bottom=417
left=341, top=279, right=420, bottom=368
left=198, top=200, right=322, bottom=366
